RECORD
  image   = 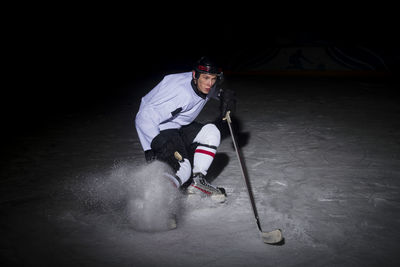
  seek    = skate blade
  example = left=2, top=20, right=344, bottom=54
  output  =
left=211, top=194, right=226, bottom=203
left=261, top=229, right=283, bottom=244
left=186, top=186, right=226, bottom=203
left=187, top=193, right=226, bottom=203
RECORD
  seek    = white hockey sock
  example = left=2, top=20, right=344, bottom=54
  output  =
left=163, top=173, right=180, bottom=188
left=192, top=145, right=217, bottom=176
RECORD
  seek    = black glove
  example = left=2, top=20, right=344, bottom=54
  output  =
left=150, top=129, right=188, bottom=172
left=144, top=149, right=156, bottom=163
left=219, top=88, right=236, bottom=118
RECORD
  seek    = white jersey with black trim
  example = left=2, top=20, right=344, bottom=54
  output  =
left=135, top=72, right=217, bottom=151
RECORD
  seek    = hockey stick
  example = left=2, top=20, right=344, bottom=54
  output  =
left=223, top=111, right=283, bottom=244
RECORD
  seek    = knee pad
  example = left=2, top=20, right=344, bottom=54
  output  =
left=193, top=123, right=221, bottom=147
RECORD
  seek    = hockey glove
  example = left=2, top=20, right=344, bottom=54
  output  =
left=151, top=129, right=188, bottom=171
left=219, top=88, right=236, bottom=118
left=144, top=149, right=156, bottom=163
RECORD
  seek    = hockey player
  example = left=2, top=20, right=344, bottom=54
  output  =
left=135, top=57, right=235, bottom=199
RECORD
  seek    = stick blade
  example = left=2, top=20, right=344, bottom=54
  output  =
left=261, top=229, right=283, bottom=244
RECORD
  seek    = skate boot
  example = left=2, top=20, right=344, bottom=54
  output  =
left=187, top=173, right=226, bottom=202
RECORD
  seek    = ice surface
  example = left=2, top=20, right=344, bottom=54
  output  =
left=1, top=77, right=400, bottom=266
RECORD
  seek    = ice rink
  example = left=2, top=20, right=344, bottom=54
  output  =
left=1, top=75, right=399, bottom=266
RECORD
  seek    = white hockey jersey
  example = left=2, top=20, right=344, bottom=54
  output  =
left=135, top=72, right=217, bottom=151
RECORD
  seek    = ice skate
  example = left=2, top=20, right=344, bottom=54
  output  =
left=187, top=173, right=226, bottom=203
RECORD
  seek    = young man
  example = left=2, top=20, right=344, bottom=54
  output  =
left=135, top=57, right=235, bottom=199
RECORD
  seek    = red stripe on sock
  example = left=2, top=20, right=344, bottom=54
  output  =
left=195, top=149, right=215, bottom=158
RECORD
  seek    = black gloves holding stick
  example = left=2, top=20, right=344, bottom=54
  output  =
left=219, top=88, right=236, bottom=118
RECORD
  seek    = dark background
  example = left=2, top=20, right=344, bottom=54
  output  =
left=3, top=5, right=399, bottom=136
left=2, top=6, right=400, bottom=266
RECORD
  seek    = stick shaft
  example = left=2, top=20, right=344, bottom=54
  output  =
left=224, top=111, right=263, bottom=232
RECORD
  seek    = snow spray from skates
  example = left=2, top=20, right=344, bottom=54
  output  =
left=127, top=161, right=180, bottom=231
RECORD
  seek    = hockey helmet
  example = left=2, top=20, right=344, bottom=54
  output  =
left=193, top=56, right=223, bottom=81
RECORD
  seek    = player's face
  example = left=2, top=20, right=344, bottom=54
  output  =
left=194, top=73, right=218, bottom=95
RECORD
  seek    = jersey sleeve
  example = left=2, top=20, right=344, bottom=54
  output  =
left=135, top=75, right=190, bottom=151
